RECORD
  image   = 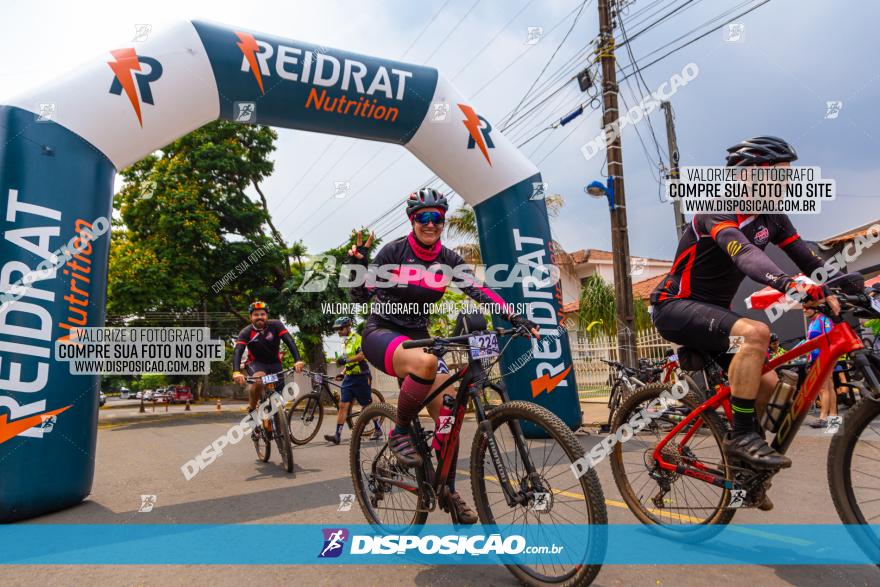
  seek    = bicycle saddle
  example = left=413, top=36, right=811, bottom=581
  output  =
left=677, top=347, right=728, bottom=372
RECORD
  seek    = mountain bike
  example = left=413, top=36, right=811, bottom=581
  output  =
left=286, top=370, right=385, bottom=445
left=610, top=285, right=880, bottom=559
left=246, top=368, right=295, bottom=473
left=601, top=357, right=663, bottom=432
left=349, top=326, right=607, bottom=586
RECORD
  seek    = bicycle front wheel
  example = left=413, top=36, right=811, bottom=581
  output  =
left=254, top=426, right=271, bottom=462
left=287, top=393, right=323, bottom=445
left=610, top=383, right=734, bottom=541
left=828, top=394, right=880, bottom=565
left=350, top=402, right=429, bottom=532
left=470, top=400, right=607, bottom=587
left=348, top=389, right=386, bottom=427
left=274, top=411, right=294, bottom=473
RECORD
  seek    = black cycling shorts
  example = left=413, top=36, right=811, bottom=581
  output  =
left=363, top=317, right=447, bottom=378
left=246, top=361, right=285, bottom=387
left=652, top=299, right=741, bottom=367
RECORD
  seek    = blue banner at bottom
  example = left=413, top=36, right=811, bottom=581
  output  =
left=0, top=524, right=877, bottom=565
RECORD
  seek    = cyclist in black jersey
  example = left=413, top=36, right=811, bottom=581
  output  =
left=346, top=187, right=539, bottom=524
left=651, top=136, right=862, bottom=482
left=232, top=301, right=304, bottom=412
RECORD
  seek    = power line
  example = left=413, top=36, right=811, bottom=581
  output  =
left=398, top=0, right=456, bottom=59
left=451, top=0, right=538, bottom=81
left=329, top=2, right=597, bottom=245
left=422, top=0, right=485, bottom=63
left=616, top=0, right=698, bottom=49
left=502, top=0, right=593, bottom=127
left=616, top=5, right=666, bottom=166
left=618, top=0, right=772, bottom=81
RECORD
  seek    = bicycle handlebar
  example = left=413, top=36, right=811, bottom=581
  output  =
left=245, top=367, right=298, bottom=384
left=400, top=327, right=523, bottom=350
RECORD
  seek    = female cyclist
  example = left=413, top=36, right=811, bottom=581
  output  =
left=347, top=187, right=539, bottom=524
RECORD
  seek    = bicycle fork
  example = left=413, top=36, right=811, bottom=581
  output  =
left=474, top=400, right=543, bottom=508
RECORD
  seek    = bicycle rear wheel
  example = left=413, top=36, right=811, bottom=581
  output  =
left=470, top=401, right=607, bottom=587
left=350, top=402, right=429, bottom=531
left=287, top=393, right=323, bottom=445
left=274, top=411, right=294, bottom=473
left=609, top=383, right=734, bottom=541
left=827, top=394, right=880, bottom=565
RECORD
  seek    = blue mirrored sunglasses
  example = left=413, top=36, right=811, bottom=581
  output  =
left=413, top=211, right=445, bottom=225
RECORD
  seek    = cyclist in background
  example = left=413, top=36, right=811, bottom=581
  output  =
left=650, top=136, right=862, bottom=472
left=324, top=316, right=382, bottom=444
left=232, top=301, right=304, bottom=414
left=347, top=187, right=539, bottom=524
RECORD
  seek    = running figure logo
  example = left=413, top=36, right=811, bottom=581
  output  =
left=319, top=528, right=349, bottom=558
left=338, top=494, right=355, bottom=512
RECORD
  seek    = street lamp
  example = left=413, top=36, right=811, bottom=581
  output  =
left=585, top=176, right=615, bottom=209
left=583, top=174, right=637, bottom=368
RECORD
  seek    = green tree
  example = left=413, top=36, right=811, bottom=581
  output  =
left=109, top=121, right=288, bottom=322
left=446, top=195, right=565, bottom=264
left=577, top=274, right=652, bottom=339
left=279, top=231, right=377, bottom=372
left=138, top=373, right=168, bottom=390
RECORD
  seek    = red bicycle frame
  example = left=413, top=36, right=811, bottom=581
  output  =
left=661, top=355, right=679, bottom=385
left=651, top=319, right=864, bottom=485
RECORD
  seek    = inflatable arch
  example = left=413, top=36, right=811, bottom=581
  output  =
left=0, top=20, right=580, bottom=521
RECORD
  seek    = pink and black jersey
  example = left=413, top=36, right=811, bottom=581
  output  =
left=350, top=233, right=512, bottom=331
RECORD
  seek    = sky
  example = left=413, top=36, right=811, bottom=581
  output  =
left=2, top=0, right=878, bottom=264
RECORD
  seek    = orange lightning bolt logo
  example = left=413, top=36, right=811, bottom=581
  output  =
left=236, top=32, right=265, bottom=94
left=108, top=48, right=144, bottom=126
left=458, top=103, right=493, bottom=166
left=530, top=365, right=572, bottom=398
left=0, top=405, right=72, bottom=445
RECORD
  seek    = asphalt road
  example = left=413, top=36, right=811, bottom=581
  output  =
left=6, top=402, right=879, bottom=587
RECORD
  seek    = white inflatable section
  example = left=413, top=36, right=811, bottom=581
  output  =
left=405, top=75, right=538, bottom=206
left=6, top=21, right=219, bottom=170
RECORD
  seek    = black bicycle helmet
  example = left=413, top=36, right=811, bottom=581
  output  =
left=725, top=136, right=798, bottom=167
left=406, top=187, right=449, bottom=217
left=770, top=333, right=779, bottom=342
left=333, top=316, right=353, bottom=330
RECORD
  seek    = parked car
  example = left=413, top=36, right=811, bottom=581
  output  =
left=143, top=389, right=154, bottom=401
left=99, top=390, right=106, bottom=407
left=120, top=387, right=132, bottom=399
left=167, top=386, right=193, bottom=404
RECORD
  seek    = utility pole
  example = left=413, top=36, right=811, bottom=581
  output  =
left=661, top=101, right=686, bottom=239
left=597, top=0, right=638, bottom=367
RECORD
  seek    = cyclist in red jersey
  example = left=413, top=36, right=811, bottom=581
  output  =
left=346, top=188, right=539, bottom=524
left=232, top=301, right=304, bottom=412
left=650, top=137, right=862, bottom=477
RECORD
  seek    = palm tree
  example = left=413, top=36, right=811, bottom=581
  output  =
left=577, top=274, right=653, bottom=339
left=446, top=194, right=565, bottom=264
